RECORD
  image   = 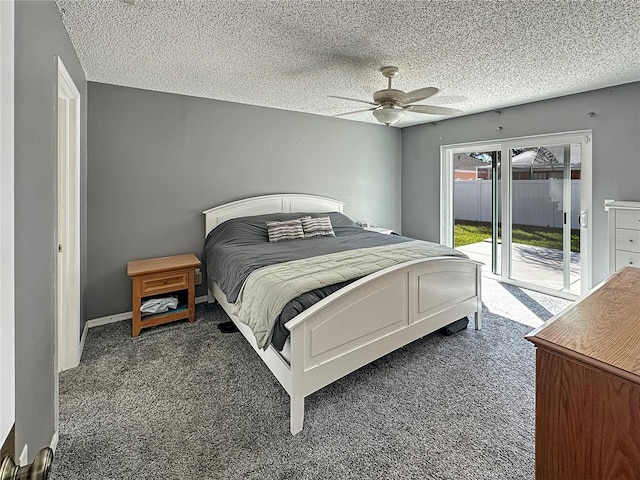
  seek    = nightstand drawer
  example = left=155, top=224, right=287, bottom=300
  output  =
left=140, top=271, right=189, bottom=295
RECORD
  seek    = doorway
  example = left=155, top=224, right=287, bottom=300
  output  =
left=508, top=144, right=581, bottom=294
left=0, top=0, right=15, bottom=455
left=451, top=149, right=502, bottom=275
left=56, top=57, right=81, bottom=373
left=442, top=131, right=592, bottom=298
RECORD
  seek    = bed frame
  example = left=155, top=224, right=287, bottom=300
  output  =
left=203, top=193, right=482, bottom=435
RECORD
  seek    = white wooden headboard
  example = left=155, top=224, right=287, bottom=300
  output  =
left=202, top=194, right=345, bottom=237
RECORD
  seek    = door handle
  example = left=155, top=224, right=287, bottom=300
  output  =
left=0, top=448, right=53, bottom=480
left=578, top=212, right=588, bottom=228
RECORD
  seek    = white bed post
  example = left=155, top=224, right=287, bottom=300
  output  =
left=289, top=326, right=305, bottom=435
left=474, top=265, right=482, bottom=330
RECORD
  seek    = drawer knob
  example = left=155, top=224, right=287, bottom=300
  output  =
left=629, top=239, right=634, bottom=242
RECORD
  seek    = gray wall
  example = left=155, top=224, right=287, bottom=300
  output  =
left=402, top=82, right=640, bottom=286
left=87, top=83, right=402, bottom=319
left=15, top=1, right=87, bottom=453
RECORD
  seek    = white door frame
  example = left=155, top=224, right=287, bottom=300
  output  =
left=441, top=130, right=593, bottom=297
left=0, top=0, right=16, bottom=453
left=56, top=57, right=81, bottom=376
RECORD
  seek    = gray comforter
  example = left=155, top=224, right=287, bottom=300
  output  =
left=203, top=212, right=466, bottom=349
left=234, top=240, right=468, bottom=349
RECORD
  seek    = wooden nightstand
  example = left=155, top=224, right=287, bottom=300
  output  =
left=127, top=253, right=201, bottom=337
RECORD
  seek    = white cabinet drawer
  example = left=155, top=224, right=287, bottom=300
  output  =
left=617, top=209, right=640, bottom=230
left=616, top=250, right=640, bottom=271
left=615, top=228, right=640, bottom=253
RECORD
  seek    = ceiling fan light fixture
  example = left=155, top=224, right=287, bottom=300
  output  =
left=331, top=66, right=462, bottom=125
left=373, top=107, right=403, bottom=126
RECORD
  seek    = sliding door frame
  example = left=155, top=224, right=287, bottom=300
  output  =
left=441, top=130, right=592, bottom=298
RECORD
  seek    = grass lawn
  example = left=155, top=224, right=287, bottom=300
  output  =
left=454, top=221, right=580, bottom=253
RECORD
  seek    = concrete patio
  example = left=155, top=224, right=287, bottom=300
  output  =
left=456, top=239, right=581, bottom=296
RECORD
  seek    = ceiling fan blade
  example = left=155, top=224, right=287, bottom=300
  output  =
left=405, top=105, right=463, bottom=115
left=329, top=95, right=378, bottom=106
left=333, top=107, right=378, bottom=117
left=397, top=87, right=439, bottom=105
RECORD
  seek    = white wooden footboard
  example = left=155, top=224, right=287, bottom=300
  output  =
left=285, top=257, right=482, bottom=434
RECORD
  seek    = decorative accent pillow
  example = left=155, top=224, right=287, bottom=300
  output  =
left=301, top=216, right=335, bottom=238
left=266, top=219, right=305, bottom=242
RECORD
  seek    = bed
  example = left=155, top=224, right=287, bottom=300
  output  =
left=203, top=193, right=482, bottom=434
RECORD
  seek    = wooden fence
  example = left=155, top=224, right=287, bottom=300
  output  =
left=454, top=179, right=581, bottom=229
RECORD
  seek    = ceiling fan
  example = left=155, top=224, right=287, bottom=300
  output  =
left=331, top=66, right=463, bottom=126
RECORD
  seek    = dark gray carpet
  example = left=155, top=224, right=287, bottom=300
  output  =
left=51, top=282, right=568, bottom=480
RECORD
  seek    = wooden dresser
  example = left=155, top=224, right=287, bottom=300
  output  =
left=526, top=266, right=640, bottom=480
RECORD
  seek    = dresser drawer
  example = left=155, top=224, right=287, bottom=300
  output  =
left=615, top=250, right=640, bottom=271
left=616, top=209, right=640, bottom=230
left=140, top=271, right=189, bottom=295
left=615, top=228, right=640, bottom=253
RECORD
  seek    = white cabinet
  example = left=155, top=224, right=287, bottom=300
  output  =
left=604, top=201, right=640, bottom=274
left=363, top=226, right=394, bottom=235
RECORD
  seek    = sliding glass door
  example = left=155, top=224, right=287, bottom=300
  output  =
left=508, top=144, right=581, bottom=294
left=452, top=150, right=501, bottom=275
left=443, top=131, right=591, bottom=298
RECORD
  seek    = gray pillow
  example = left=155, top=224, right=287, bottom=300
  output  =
left=301, top=216, right=335, bottom=238
left=266, top=218, right=305, bottom=242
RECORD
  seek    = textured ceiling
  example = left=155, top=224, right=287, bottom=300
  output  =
left=56, top=0, right=640, bottom=128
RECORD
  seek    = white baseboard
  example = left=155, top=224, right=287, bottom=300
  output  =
left=85, top=310, right=132, bottom=329
left=78, top=311, right=130, bottom=364
left=79, top=295, right=210, bottom=362
left=50, top=430, right=58, bottom=453
left=15, top=432, right=58, bottom=467
left=85, top=296, right=210, bottom=329
left=18, top=443, right=27, bottom=466
left=79, top=323, right=88, bottom=362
